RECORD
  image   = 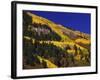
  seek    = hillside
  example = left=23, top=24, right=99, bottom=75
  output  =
left=23, top=11, right=91, bottom=69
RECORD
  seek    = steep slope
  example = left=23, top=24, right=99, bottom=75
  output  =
left=23, top=11, right=91, bottom=69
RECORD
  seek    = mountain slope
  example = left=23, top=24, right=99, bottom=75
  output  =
left=23, top=11, right=91, bottom=69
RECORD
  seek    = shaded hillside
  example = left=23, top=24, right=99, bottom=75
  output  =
left=23, top=11, right=91, bottom=69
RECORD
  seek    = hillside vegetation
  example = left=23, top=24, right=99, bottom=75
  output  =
left=23, top=11, right=91, bottom=69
